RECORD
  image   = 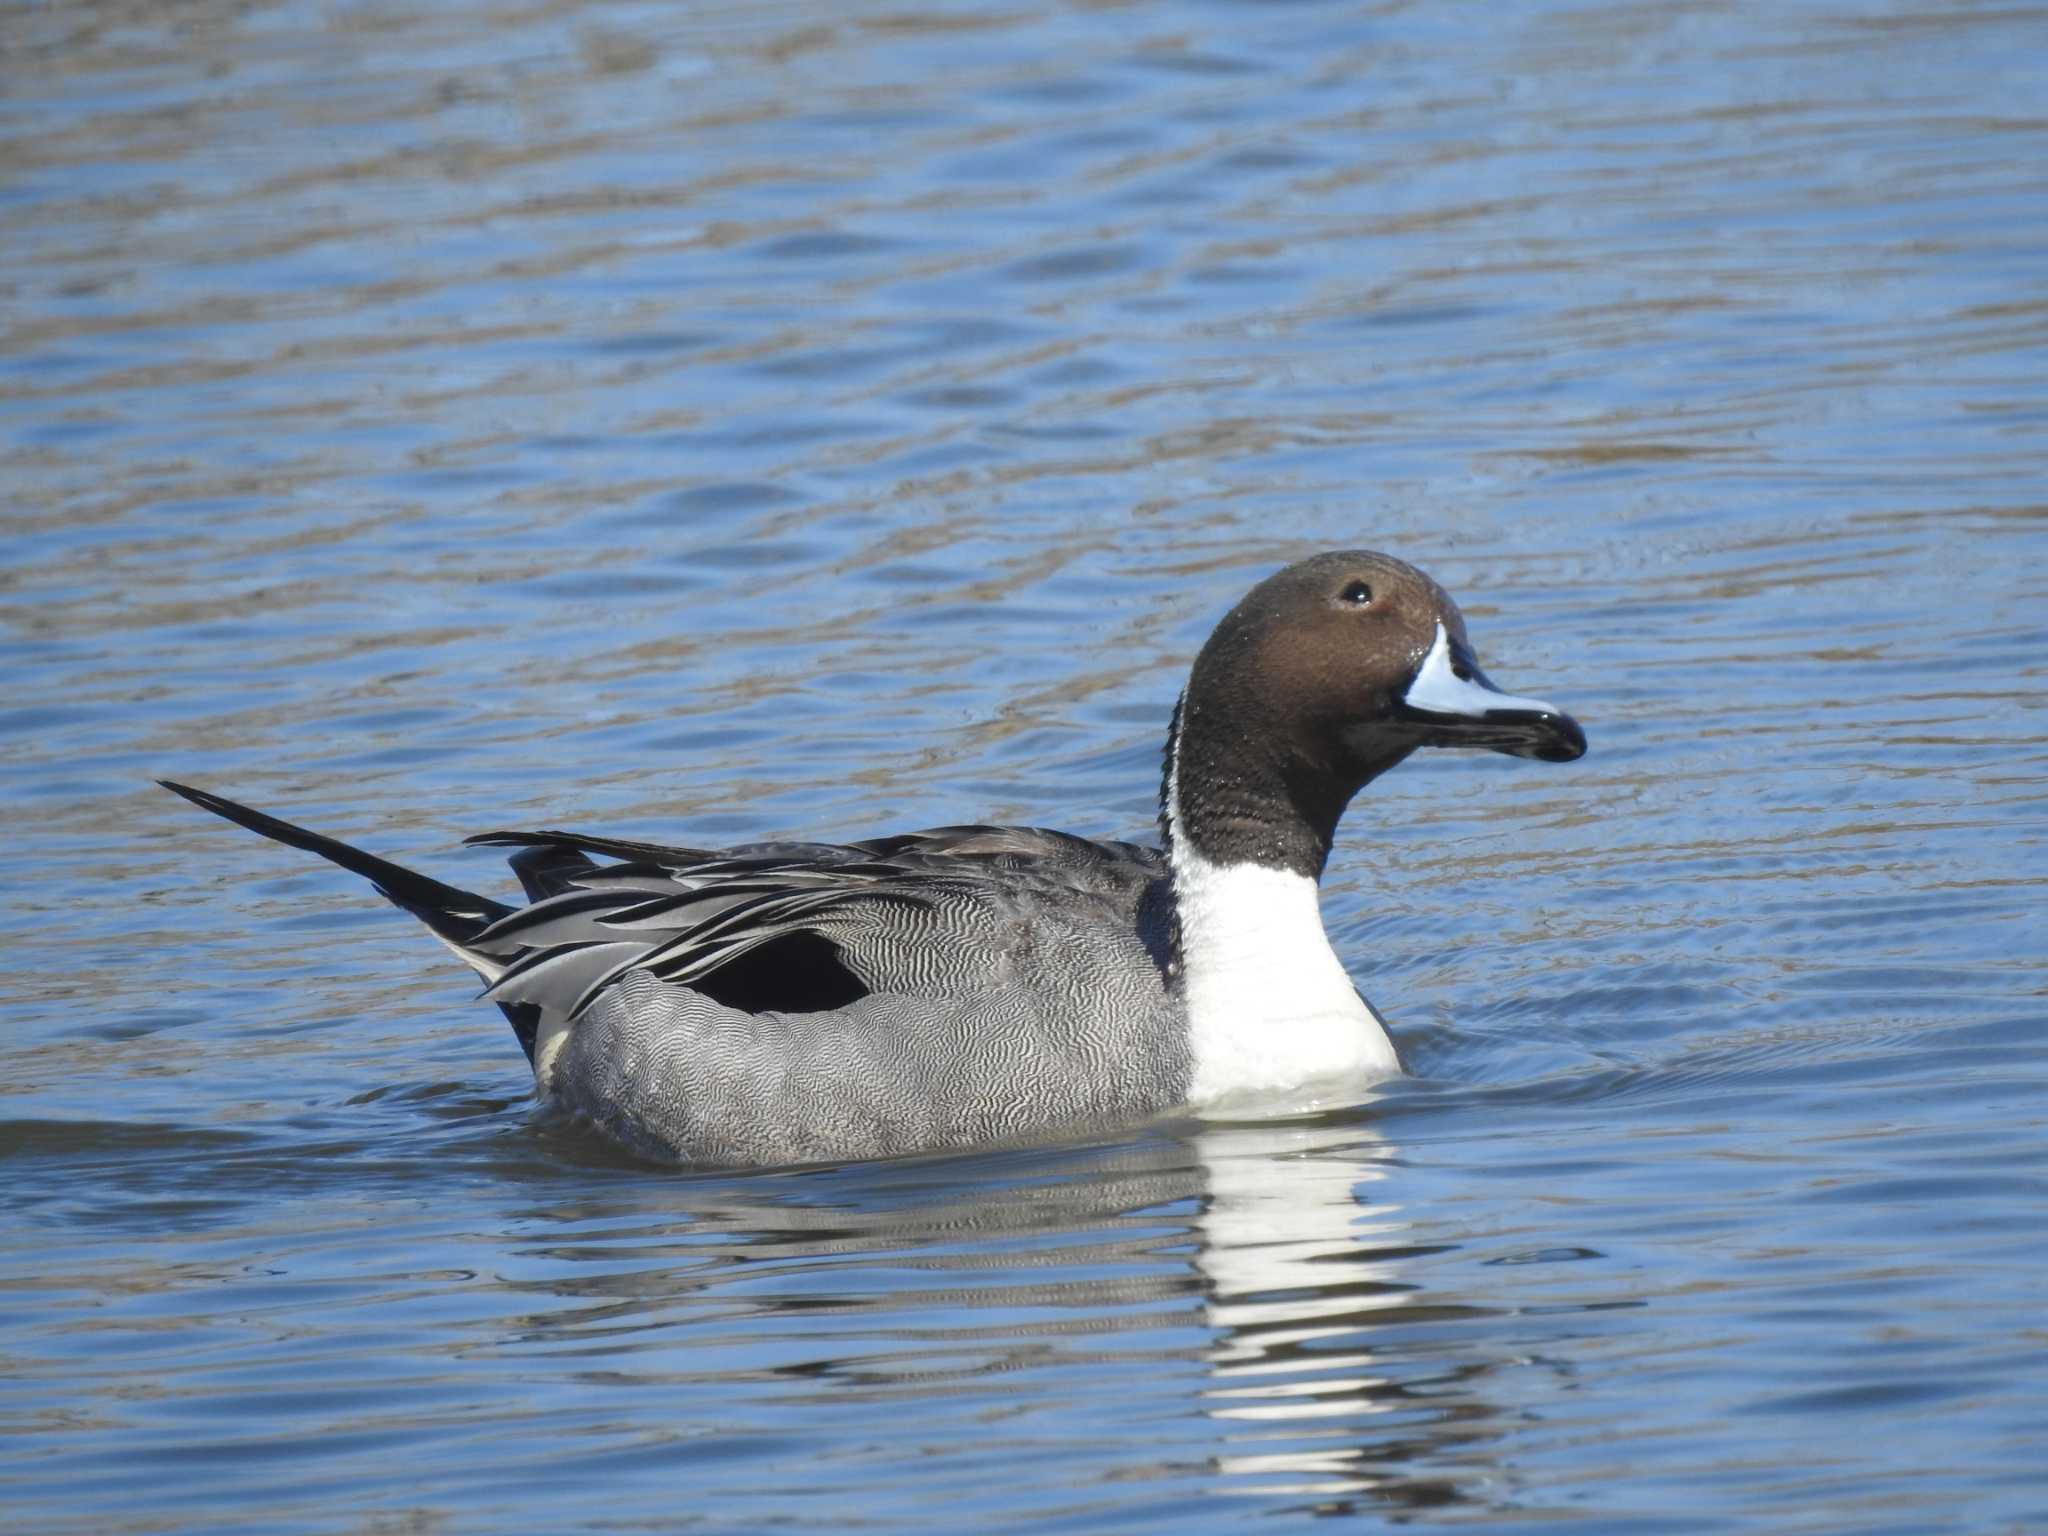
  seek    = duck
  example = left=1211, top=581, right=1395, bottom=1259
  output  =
left=162, top=550, right=1585, bottom=1167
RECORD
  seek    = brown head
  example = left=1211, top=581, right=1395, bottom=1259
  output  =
left=1164, top=550, right=1586, bottom=878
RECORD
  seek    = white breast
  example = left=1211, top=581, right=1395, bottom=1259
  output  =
left=1170, top=843, right=1400, bottom=1104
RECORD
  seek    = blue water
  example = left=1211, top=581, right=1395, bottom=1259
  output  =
left=5, top=0, right=2047, bottom=1530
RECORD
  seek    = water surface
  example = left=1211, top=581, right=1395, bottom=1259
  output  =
left=4, top=1, right=2047, bottom=1530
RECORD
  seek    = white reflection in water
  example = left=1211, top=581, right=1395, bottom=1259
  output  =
left=1191, top=1114, right=1412, bottom=1499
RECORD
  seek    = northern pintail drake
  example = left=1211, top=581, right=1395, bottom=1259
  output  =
left=163, top=550, right=1585, bottom=1166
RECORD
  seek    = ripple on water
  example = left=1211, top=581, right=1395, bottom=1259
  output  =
left=4, top=0, right=2048, bottom=1532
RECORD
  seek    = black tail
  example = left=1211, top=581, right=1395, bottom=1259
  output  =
left=159, top=779, right=510, bottom=942
left=158, top=781, right=545, bottom=1060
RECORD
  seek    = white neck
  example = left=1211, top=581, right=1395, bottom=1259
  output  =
left=1165, top=722, right=1400, bottom=1105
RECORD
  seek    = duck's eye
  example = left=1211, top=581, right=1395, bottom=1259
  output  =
left=1338, top=580, right=1374, bottom=606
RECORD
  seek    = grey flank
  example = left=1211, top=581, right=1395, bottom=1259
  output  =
left=509, top=830, right=1189, bottom=1165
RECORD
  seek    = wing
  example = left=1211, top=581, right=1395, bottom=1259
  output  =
left=461, top=824, right=1171, bottom=1024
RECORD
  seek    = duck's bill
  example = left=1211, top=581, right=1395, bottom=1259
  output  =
left=1395, top=623, right=1587, bottom=763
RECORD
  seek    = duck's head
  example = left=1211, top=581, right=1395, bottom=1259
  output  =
left=1167, top=550, right=1586, bottom=878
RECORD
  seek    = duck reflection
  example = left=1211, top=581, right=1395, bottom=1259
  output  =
left=1191, top=1114, right=1476, bottom=1510
left=491, top=1105, right=1497, bottom=1513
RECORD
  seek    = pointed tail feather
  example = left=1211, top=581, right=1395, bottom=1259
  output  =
left=158, top=780, right=547, bottom=1061
left=159, top=780, right=509, bottom=938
